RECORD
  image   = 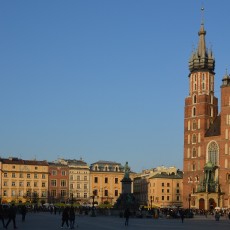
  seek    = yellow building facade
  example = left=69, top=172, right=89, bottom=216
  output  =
left=133, top=166, right=183, bottom=208
left=0, top=157, right=49, bottom=203
left=90, top=161, right=135, bottom=205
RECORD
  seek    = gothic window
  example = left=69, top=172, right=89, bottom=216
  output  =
left=192, top=134, right=196, bottom=143
left=194, top=74, right=197, bottom=81
left=192, top=163, right=196, bottom=171
left=207, top=142, right=219, bottom=166
left=194, top=84, right=197, bottom=91
left=192, top=148, right=196, bottom=157
left=202, top=74, right=205, bottom=81
left=193, top=95, right=197, bottom=104
left=192, top=120, right=196, bottom=130
left=192, top=107, right=196, bottom=117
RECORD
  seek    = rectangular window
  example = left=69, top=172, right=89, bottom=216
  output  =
left=41, top=191, right=46, bottom=197
left=3, top=190, right=7, bottom=196
left=167, top=189, right=170, bottom=193
left=115, top=178, right=118, bottom=184
left=27, top=174, right=30, bottom=178
left=34, top=174, right=38, bottom=179
left=84, top=176, right=87, bottom=181
left=77, top=193, right=80, bottom=198
left=61, top=180, right=66, bottom=187
left=34, top=182, right=38, bottom=187
left=12, top=182, right=16, bottom=186
left=19, top=173, right=23, bottom=178
left=162, top=183, right=164, bottom=187
left=77, top=184, right=80, bottom=189
left=162, top=189, right=164, bottom=193
left=12, top=173, right=16, bottom=178
left=104, top=190, right=108, bottom=196
left=4, top=173, right=7, bottom=178
left=42, top=182, right=45, bottom=187
left=115, top=190, right=118, bottom=196
left=52, top=170, right=57, bottom=176
left=84, top=184, right=87, bottom=189
left=84, top=193, right=87, bottom=198
left=105, top=177, right=108, bottom=183
left=162, top=196, right=164, bottom=201
left=61, top=171, right=66, bottom=176
left=3, top=181, right=7, bottom=186
left=94, top=177, right=98, bottom=183
left=19, top=182, right=23, bottom=187
left=42, top=174, right=46, bottom=179
left=51, top=180, right=57, bottom=187
left=27, top=182, right=30, bottom=187
left=51, top=190, right=57, bottom=197
left=19, top=190, right=23, bottom=196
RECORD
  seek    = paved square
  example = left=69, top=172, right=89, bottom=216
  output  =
left=5, top=212, right=230, bottom=230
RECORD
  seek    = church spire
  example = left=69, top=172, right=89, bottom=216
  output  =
left=189, top=7, right=215, bottom=73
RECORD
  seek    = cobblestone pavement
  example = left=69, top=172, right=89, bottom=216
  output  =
left=4, top=212, right=230, bottom=230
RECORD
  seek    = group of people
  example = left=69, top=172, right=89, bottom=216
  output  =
left=61, top=206, right=76, bottom=229
left=0, top=203, right=20, bottom=229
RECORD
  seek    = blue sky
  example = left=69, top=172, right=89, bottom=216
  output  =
left=1, top=1, right=230, bottom=173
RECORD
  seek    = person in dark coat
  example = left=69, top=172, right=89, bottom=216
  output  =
left=61, top=207, right=69, bottom=228
left=0, top=205, right=6, bottom=228
left=69, top=206, right=75, bottom=229
left=20, top=205, right=27, bottom=222
left=5, top=203, right=17, bottom=229
left=124, top=208, right=130, bottom=226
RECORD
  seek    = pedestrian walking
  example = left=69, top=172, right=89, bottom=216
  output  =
left=0, top=204, right=6, bottom=229
left=69, top=206, right=76, bottom=229
left=61, top=206, right=69, bottom=229
left=124, top=208, right=130, bottom=226
left=20, top=205, right=27, bottom=222
left=5, top=203, right=17, bottom=229
left=180, top=210, right=185, bottom=223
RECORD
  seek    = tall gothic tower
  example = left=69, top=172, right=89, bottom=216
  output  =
left=183, top=17, right=219, bottom=209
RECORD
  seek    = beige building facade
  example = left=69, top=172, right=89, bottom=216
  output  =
left=90, top=161, right=134, bottom=205
left=133, top=166, right=183, bottom=208
left=0, top=157, right=49, bottom=203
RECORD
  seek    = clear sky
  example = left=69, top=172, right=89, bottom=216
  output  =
left=1, top=1, right=230, bottom=173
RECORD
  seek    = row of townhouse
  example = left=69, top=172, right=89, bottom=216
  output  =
left=0, top=157, right=183, bottom=208
left=0, top=157, right=135, bottom=205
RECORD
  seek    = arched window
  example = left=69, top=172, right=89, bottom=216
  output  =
left=207, top=142, right=219, bottom=166
left=192, top=148, right=197, bottom=157
left=194, top=84, right=197, bottom=91
left=193, top=95, right=197, bottom=104
left=192, top=120, right=197, bottom=130
left=193, top=107, right=196, bottom=117
left=192, top=134, right=196, bottom=143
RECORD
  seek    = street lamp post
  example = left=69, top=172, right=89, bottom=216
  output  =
left=150, top=196, right=153, bottom=210
left=188, top=194, right=191, bottom=212
left=91, top=190, right=96, bottom=217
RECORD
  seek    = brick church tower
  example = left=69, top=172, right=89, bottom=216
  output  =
left=183, top=14, right=230, bottom=210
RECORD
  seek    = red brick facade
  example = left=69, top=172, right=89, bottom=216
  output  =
left=183, top=21, right=230, bottom=210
